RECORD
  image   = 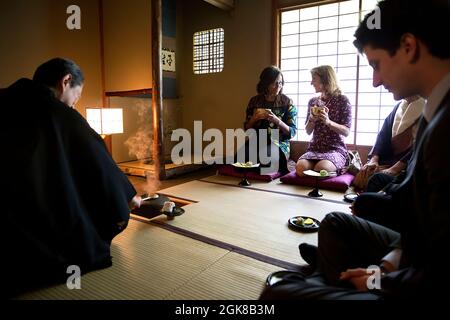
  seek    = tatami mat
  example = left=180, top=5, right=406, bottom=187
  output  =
left=18, top=219, right=281, bottom=300
left=201, top=173, right=347, bottom=202
left=18, top=175, right=351, bottom=300
left=168, top=252, right=280, bottom=300
left=156, top=179, right=351, bottom=265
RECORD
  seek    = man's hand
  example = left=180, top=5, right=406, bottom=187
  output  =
left=362, top=162, right=378, bottom=172
left=380, top=161, right=404, bottom=176
left=359, top=161, right=378, bottom=183
left=380, top=167, right=398, bottom=176
left=129, top=195, right=142, bottom=210
left=362, top=154, right=380, bottom=173
left=340, top=268, right=371, bottom=292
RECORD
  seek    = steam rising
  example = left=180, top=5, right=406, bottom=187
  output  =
left=144, top=174, right=161, bottom=196
left=125, top=100, right=152, bottom=162
left=123, top=99, right=160, bottom=195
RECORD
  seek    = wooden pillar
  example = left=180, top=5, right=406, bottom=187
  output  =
left=151, top=0, right=166, bottom=180
left=271, top=0, right=280, bottom=66
left=98, top=0, right=112, bottom=154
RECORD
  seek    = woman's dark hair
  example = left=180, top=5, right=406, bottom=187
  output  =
left=33, top=58, right=84, bottom=88
left=257, top=66, right=284, bottom=95
left=354, top=0, right=450, bottom=58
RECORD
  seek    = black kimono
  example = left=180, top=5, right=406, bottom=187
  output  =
left=0, top=79, right=136, bottom=297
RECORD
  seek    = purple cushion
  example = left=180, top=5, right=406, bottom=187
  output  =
left=218, top=165, right=282, bottom=181
left=280, top=171, right=355, bottom=192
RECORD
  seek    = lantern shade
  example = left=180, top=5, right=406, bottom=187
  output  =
left=86, top=108, right=123, bottom=135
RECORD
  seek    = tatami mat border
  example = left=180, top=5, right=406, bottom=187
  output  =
left=197, top=178, right=346, bottom=205
left=131, top=216, right=299, bottom=271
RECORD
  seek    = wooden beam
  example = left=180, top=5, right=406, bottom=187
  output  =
left=151, top=0, right=166, bottom=180
left=271, top=0, right=280, bottom=66
left=203, top=0, right=234, bottom=11
left=105, top=88, right=152, bottom=97
left=99, top=0, right=106, bottom=109
left=98, top=0, right=113, bottom=155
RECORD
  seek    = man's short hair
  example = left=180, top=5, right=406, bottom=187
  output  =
left=354, top=0, right=450, bottom=59
left=33, top=58, right=84, bottom=88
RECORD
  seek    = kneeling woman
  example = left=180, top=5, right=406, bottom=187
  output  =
left=296, top=65, right=352, bottom=176
left=243, top=66, right=297, bottom=173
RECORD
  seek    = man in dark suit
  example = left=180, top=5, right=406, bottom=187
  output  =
left=261, top=0, right=450, bottom=300
left=1, top=58, right=142, bottom=298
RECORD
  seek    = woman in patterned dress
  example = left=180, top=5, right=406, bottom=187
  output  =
left=296, top=65, right=352, bottom=176
left=243, top=66, right=297, bottom=173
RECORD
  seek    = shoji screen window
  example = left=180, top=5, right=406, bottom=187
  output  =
left=193, top=28, right=224, bottom=74
left=280, top=0, right=397, bottom=146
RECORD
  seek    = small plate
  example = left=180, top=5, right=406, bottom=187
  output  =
left=303, top=170, right=337, bottom=179
left=265, top=270, right=303, bottom=287
left=344, top=193, right=358, bottom=203
left=288, top=216, right=320, bottom=232
left=231, top=162, right=260, bottom=169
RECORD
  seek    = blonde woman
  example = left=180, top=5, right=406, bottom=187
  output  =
left=296, top=65, right=352, bottom=176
